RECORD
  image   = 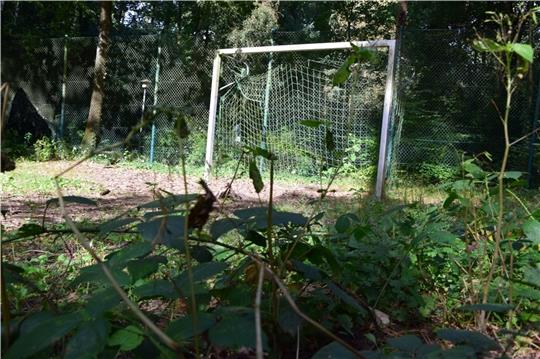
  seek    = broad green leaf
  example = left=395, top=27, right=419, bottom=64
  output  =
left=459, top=303, right=513, bottom=313
left=509, top=43, right=534, bottom=63
left=325, top=128, right=335, bottom=152
left=5, top=312, right=81, bottom=359
left=210, top=218, right=243, bottom=239
left=472, top=38, right=504, bottom=53
left=46, top=195, right=97, bottom=207
left=99, top=217, right=139, bottom=235
left=462, top=161, right=485, bottom=179
left=85, top=288, right=122, bottom=316
left=138, top=194, right=198, bottom=209
left=249, top=159, right=264, bottom=193
left=127, top=255, right=167, bottom=281
left=233, top=207, right=307, bottom=228
left=278, top=306, right=303, bottom=336
left=234, top=207, right=276, bottom=219
left=311, top=341, right=357, bottom=359
left=387, top=335, right=423, bottom=353
left=175, top=261, right=228, bottom=288
left=108, top=241, right=153, bottom=267
left=65, top=317, right=110, bottom=359
left=438, top=345, right=476, bottom=358
left=166, top=312, right=216, bottom=342
left=299, top=119, right=325, bottom=128
left=523, top=266, right=540, bottom=288
left=326, top=281, right=367, bottom=316
left=209, top=315, right=267, bottom=349
left=72, top=263, right=130, bottom=287
left=332, top=54, right=356, bottom=86
left=293, top=260, right=323, bottom=281
left=191, top=246, right=213, bottom=262
left=7, top=223, right=45, bottom=240
left=351, top=44, right=377, bottom=62
left=503, top=171, right=522, bottom=179
left=429, top=231, right=460, bottom=245
left=245, top=230, right=266, bottom=246
left=137, top=215, right=186, bottom=250
left=108, top=325, right=144, bottom=352
left=252, top=146, right=277, bottom=160
left=436, top=329, right=499, bottom=351
left=175, top=115, right=190, bottom=139
left=523, top=219, right=540, bottom=244
left=335, top=214, right=352, bottom=233
left=133, top=279, right=178, bottom=299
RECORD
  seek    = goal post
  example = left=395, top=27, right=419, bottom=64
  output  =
left=204, top=40, right=397, bottom=199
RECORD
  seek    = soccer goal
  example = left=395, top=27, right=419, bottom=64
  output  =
left=204, top=40, right=397, bottom=199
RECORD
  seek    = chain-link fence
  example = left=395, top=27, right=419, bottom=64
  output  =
left=2, top=28, right=539, bottom=185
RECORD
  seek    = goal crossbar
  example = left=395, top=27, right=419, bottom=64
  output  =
left=204, top=40, right=397, bottom=199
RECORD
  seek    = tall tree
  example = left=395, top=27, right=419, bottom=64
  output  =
left=81, top=1, right=112, bottom=150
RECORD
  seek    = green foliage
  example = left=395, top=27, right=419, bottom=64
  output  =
left=418, top=162, right=458, bottom=184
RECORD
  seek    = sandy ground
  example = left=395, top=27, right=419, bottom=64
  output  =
left=1, top=160, right=355, bottom=230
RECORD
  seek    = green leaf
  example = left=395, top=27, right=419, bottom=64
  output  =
left=325, top=128, right=335, bottom=152
left=436, top=329, right=500, bottom=351
left=299, top=119, right=326, bottom=128
left=387, top=335, right=423, bottom=353
left=46, top=195, right=97, bottom=207
left=191, top=246, right=213, bottom=262
left=166, top=312, right=217, bottom=342
left=335, top=214, right=353, bottom=233
left=312, top=341, right=357, bottom=359
left=249, top=146, right=276, bottom=160
left=127, top=255, right=167, bottom=281
left=210, top=218, right=243, bottom=239
left=175, top=115, right=190, bottom=139
left=462, top=161, right=485, bottom=179
left=326, top=281, right=367, bottom=316
left=7, top=223, right=45, bottom=240
left=503, top=171, right=522, bottom=179
left=278, top=306, right=303, bottom=336
left=293, top=260, right=323, bottom=281
left=138, top=193, right=198, bottom=209
left=472, top=38, right=504, bottom=53
left=99, top=217, right=139, bottom=235
left=509, top=43, right=534, bottom=63
left=132, top=279, right=178, bottom=299
left=85, top=288, right=122, bottom=316
left=459, top=303, right=513, bottom=313
left=137, top=215, right=186, bottom=250
left=523, top=266, right=540, bottom=288
left=175, top=261, right=228, bottom=289
left=72, top=263, right=130, bottom=287
left=108, top=325, right=144, bottom=352
left=65, top=318, right=110, bottom=359
left=5, top=312, right=81, bottom=359
left=332, top=54, right=355, bottom=86
left=430, top=231, right=460, bottom=245
left=108, top=241, right=153, bottom=267
left=249, top=159, right=264, bottom=193
left=209, top=315, right=267, bottom=349
left=245, top=230, right=267, bottom=246
left=523, top=219, right=540, bottom=244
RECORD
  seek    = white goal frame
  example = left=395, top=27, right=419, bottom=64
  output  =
left=204, top=40, right=397, bottom=199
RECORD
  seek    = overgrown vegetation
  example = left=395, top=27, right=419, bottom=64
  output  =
left=1, top=5, right=539, bottom=359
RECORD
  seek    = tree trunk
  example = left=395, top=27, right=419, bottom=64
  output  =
left=81, top=1, right=112, bottom=151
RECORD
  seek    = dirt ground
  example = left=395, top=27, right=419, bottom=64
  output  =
left=1, top=160, right=356, bottom=230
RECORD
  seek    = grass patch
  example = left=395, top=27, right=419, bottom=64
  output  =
left=1, top=161, right=102, bottom=196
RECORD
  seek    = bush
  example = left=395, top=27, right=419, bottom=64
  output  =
left=418, top=162, right=458, bottom=183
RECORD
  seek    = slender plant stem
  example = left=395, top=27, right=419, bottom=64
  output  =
left=179, top=143, right=200, bottom=358
left=255, top=264, right=265, bottom=359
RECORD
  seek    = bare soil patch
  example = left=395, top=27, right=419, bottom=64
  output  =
left=1, top=160, right=356, bottom=230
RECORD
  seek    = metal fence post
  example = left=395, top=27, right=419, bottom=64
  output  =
left=59, top=34, right=68, bottom=139
left=149, top=36, right=162, bottom=164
